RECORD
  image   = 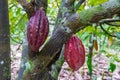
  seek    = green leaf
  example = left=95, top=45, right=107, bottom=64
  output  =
left=88, top=0, right=108, bottom=6
left=108, top=62, right=116, bottom=72
left=25, top=59, right=34, bottom=73
left=51, top=65, right=59, bottom=79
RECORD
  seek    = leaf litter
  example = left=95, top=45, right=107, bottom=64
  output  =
left=11, top=45, right=120, bottom=80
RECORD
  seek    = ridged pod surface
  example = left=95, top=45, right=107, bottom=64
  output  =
left=64, top=35, right=85, bottom=71
left=27, top=9, right=49, bottom=52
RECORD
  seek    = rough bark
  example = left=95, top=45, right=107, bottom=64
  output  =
left=0, top=0, right=10, bottom=79
left=17, top=0, right=120, bottom=79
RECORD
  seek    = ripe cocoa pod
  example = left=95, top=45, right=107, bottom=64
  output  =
left=64, top=35, right=85, bottom=71
left=27, top=9, right=49, bottom=52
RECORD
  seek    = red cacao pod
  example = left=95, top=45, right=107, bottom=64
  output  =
left=64, top=35, right=85, bottom=71
left=27, top=9, right=49, bottom=52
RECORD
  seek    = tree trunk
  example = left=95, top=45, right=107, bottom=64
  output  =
left=0, top=0, right=10, bottom=80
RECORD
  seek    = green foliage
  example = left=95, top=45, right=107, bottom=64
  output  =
left=88, top=0, right=108, bottom=6
left=115, top=31, right=120, bottom=39
left=9, top=0, right=27, bottom=44
left=47, top=0, right=60, bottom=34
left=51, top=55, right=64, bottom=79
left=51, top=65, right=59, bottom=79
left=110, top=40, right=120, bottom=51
left=25, top=59, right=34, bottom=73
left=108, top=62, right=116, bottom=72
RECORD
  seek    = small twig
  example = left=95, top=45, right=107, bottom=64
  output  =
left=16, top=0, right=28, bottom=6
left=75, top=0, right=85, bottom=12
left=99, top=23, right=116, bottom=37
left=16, top=42, right=23, bottom=51
left=99, top=19, right=120, bottom=28
left=99, top=19, right=120, bottom=24
left=98, top=19, right=120, bottom=37
left=105, top=22, right=120, bottom=27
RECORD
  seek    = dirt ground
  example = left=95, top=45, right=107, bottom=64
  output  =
left=11, top=44, right=120, bottom=80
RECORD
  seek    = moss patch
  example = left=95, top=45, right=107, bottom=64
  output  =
left=79, top=5, right=106, bottom=24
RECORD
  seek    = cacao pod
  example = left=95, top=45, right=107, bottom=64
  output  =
left=94, top=40, right=98, bottom=51
left=64, top=35, right=85, bottom=71
left=27, top=9, right=49, bottom=52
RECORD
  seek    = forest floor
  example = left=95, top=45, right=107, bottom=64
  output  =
left=11, top=44, right=120, bottom=80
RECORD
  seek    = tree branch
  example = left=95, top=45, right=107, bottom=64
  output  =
left=99, top=24, right=116, bottom=37
left=17, top=0, right=34, bottom=18
left=63, top=0, right=120, bottom=33
left=17, top=0, right=28, bottom=6
left=54, top=0, right=75, bottom=30
left=17, top=0, right=48, bottom=18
